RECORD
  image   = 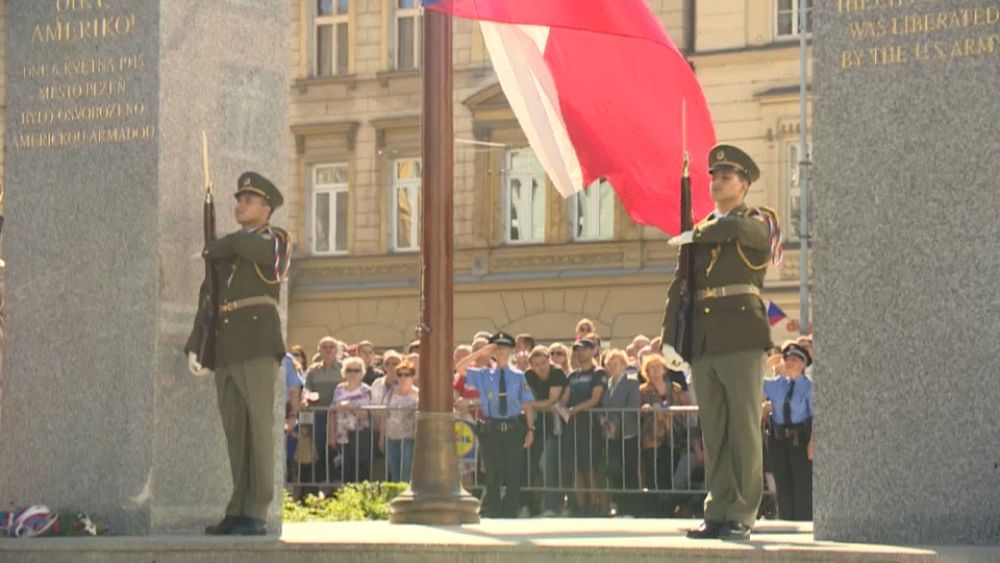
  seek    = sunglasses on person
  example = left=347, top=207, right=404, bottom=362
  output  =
left=344, top=368, right=363, bottom=374
left=398, top=371, right=415, bottom=377
left=551, top=351, right=566, bottom=357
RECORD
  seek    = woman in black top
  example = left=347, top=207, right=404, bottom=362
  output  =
left=559, top=336, right=606, bottom=516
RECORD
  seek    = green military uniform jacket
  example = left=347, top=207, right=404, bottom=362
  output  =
left=185, top=224, right=288, bottom=368
left=660, top=203, right=775, bottom=359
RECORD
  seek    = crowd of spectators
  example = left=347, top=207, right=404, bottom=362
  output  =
left=281, top=319, right=815, bottom=521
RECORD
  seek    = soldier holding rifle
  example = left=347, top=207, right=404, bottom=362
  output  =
left=660, top=145, right=781, bottom=540
left=185, top=135, right=291, bottom=536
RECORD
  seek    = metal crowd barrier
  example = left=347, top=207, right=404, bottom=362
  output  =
left=285, top=404, right=707, bottom=502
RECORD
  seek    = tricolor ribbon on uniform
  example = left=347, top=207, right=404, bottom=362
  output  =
left=268, top=227, right=292, bottom=282
left=751, top=208, right=784, bottom=266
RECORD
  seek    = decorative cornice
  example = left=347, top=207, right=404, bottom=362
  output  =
left=375, top=69, right=421, bottom=87
left=492, top=251, right=625, bottom=270
left=462, top=82, right=506, bottom=110
left=290, top=120, right=360, bottom=154
left=292, top=74, right=358, bottom=94
left=371, top=115, right=421, bottom=149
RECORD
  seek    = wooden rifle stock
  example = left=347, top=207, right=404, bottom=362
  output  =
left=197, top=191, right=219, bottom=370
left=198, top=190, right=219, bottom=370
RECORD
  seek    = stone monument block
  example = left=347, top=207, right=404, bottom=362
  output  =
left=812, top=0, right=1000, bottom=545
left=0, top=0, right=288, bottom=534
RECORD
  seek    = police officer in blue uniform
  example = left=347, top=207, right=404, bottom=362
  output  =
left=762, top=342, right=814, bottom=521
left=456, top=332, right=535, bottom=518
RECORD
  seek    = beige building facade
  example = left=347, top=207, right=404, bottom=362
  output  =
left=0, top=1, right=813, bottom=352
left=284, top=0, right=813, bottom=351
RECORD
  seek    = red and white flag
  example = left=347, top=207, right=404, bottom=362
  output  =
left=425, top=0, right=716, bottom=235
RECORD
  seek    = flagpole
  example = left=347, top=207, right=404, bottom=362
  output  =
left=389, top=5, right=481, bottom=525
left=797, top=0, right=811, bottom=335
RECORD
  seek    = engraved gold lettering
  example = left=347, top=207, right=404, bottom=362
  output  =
left=21, top=111, right=56, bottom=125
left=39, top=79, right=126, bottom=101
left=56, top=101, right=145, bottom=123
left=837, top=3, right=998, bottom=71
left=869, top=44, right=907, bottom=65
left=840, top=49, right=866, bottom=68
left=13, top=2, right=154, bottom=152
left=849, top=20, right=887, bottom=39
left=838, top=0, right=918, bottom=14
left=31, top=14, right=136, bottom=44
left=56, top=0, right=108, bottom=13
left=118, top=54, right=143, bottom=71
left=23, top=64, right=49, bottom=78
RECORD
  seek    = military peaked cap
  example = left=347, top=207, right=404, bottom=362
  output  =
left=708, top=144, right=761, bottom=184
left=236, top=172, right=284, bottom=209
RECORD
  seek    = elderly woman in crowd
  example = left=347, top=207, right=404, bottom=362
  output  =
left=381, top=359, right=419, bottom=482
left=601, top=349, right=642, bottom=517
left=638, top=353, right=686, bottom=515
left=371, top=350, right=402, bottom=405
left=328, top=357, right=373, bottom=483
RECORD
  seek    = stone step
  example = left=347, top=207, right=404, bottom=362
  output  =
left=3, top=519, right=996, bottom=563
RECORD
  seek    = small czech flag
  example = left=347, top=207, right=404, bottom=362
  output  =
left=767, top=301, right=787, bottom=327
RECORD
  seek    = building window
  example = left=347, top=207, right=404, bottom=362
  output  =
left=504, top=148, right=546, bottom=244
left=315, top=0, right=350, bottom=76
left=572, top=178, right=615, bottom=241
left=312, top=163, right=349, bottom=255
left=394, top=0, right=422, bottom=70
left=776, top=0, right=813, bottom=38
left=786, top=143, right=811, bottom=241
left=392, top=158, right=421, bottom=251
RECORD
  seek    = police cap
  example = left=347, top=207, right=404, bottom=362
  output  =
left=488, top=331, right=516, bottom=348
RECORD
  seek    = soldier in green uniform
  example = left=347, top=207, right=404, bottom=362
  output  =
left=659, top=145, right=781, bottom=540
left=186, top=172, right=290, bottom=536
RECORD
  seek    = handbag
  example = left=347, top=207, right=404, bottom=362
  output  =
left=294, top=431, right=319, bottom=465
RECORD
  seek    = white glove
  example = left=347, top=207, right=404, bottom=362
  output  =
left=659, top=344, right=690, bottom=372
left=668, top=230, right=694, bottom=246
left=188, top=351, right=211, bottom=377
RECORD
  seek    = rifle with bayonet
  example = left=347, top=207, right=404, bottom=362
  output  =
left=195, top=131, right=219, bottom=370
left=670, top=100, right=696, bottom=367
left=671, top=151, right=695, bottom=364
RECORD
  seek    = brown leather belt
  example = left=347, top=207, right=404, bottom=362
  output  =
left=219, top=296, right=278, bottom=314
left=695, top=284, right=760, bottom=301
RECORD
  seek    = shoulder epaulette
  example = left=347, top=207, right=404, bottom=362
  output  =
left=695, top=211, right=718, bottom=228
left=270, top=226, right=290, bottom=242
left=749, top=206, right=780, bottom=224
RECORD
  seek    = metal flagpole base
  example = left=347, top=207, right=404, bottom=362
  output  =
left=389, top=412, right=480, bottom=524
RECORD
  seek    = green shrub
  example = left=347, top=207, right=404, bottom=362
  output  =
left=283, top=482, right=408, bottom=522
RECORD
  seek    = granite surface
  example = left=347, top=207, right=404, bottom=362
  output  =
left=0, top=0, right=288, bottom=534
left=811, top=0, right=1000, bottom=545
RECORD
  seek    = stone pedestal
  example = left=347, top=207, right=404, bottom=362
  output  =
left=0, top=1, right=288, bottom=534
left=812, top=0, right=1000, bottom=545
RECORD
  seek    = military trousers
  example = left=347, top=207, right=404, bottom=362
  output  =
left=215, top=356, right=279, bottom=521
left=691, top=348, right=766, bottom=528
